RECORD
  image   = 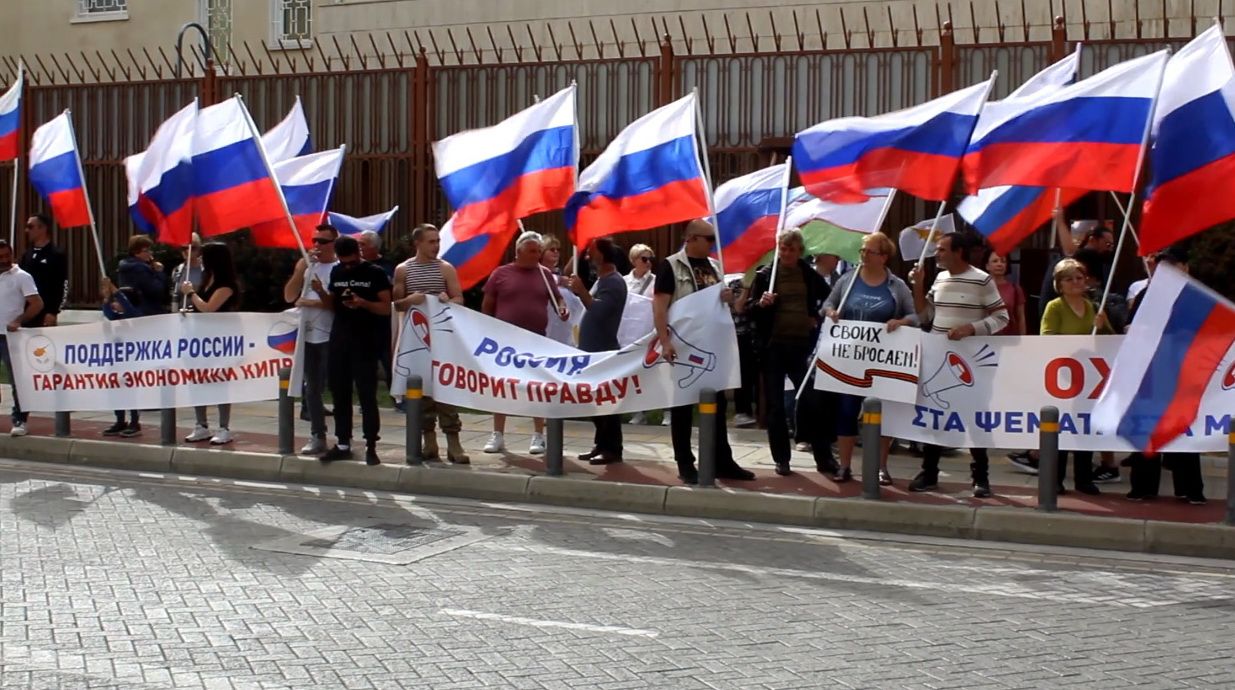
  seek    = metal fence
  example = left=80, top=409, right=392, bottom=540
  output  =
left=0, top=2, right=1219, bottom=304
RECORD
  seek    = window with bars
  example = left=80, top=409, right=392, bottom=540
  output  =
left=273, top=0, right=312, bottom=46
left=203, top=0, right=232, bottom=64
left=75, top=0, right=127, bottom=19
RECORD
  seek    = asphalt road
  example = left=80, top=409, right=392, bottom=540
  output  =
left=1, top=458, right=1233, bottom=689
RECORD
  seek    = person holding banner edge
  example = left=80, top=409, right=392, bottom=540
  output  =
left=0, top=240, right=43, bottom=437
left=569, top=237, right=627, bottom=465
left=180, top=242, right=241, bottom=446
left=908, top=231, right=1009, bottom=497
left=283, top=224, right=339, bottom=455
left=746, top=228, right=836, bottom=477
left=823, top=232, right=918, bottom=485
left=392, top=223, right=469, bottom=464
left=653, top=219, right=755, bottom=484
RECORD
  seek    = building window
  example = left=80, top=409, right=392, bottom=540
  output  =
left=73, top=0, right=128, bottom=22
left=272, top=0, right=312, bottom=48
left=202, top=0, right=233, bottom=64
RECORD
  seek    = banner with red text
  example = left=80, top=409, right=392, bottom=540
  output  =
left=405, top=285, right=740, bottom=417
left=813, top=320, right=921, bottom=404
left=882, top=335, right=1235, bottom=452
left=7, top=312, right=297, bottom=411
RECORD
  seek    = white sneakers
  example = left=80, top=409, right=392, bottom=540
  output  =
left=300, top=437, right=326, bottom=455
left=184, top=425, right=213, bottom=443
left=10, top=422, right=27, bottom=437
left=732, top=413, right=757, bottom=428
left=210, top=429, right=234, bottom=446
left=483, top=431, right=505, bottom=453
left=529, top=433, right=546, bottom=455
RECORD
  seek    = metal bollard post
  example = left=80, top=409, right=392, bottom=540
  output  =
left=160, top=408, right=176, bottom=446
left=1225, top=419, right=1235, bottom=526
left=545, top=418, right=565, bottom=477
left=697, top=389, right=718, bottom=488
left=404, top=376, right=423, bottom=465
left=1037, top=406, right=1060, bottom=512
left=277, top=367, right=293, bottom=455
left=53, top=412, right=70, bottom=438
left=860, top=398, right=882, bottom=500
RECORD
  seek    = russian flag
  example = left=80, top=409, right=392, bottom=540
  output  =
left=250, top=146, right=345, bottom=249
left=565, top=92, right=710, bottom=249
left=962, top=50, right=1169, bottom=194
left=1094, top=264, right=1235, bottom=454
left=329, top=206, right=399, bottom=236
left=125, top=100, right=197, bottom=245
left=191, top=97, right=287, bottom=237
left=434, top=85, right=577, bottom=242
left=792, top=77, right=995, bottom=203
left=957, top=185, right=1087, bottom=254
left=0, top=66, right=22, bottom=162
left=439, top=214, right=517, bottom=290
left=262, top=96, right=312, bottom=164
left=714, top=163, right=788, bottom=274
left=29, top=111, right=92, bottom=228
left=957, top=49, right=1084, bottom=254
left=1141, top=25, right=1235, bottom=256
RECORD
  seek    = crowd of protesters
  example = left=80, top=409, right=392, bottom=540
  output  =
left=0, top=210, right=1207, bottom=504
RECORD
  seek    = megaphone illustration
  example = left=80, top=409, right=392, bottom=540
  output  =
left=644, top=326, right=717, bottom=389
left=920, top=351, right=974, bottom=409
left=394, top=307, right=449, bottom=376
left=1222, top=360, right=1235, bottom=391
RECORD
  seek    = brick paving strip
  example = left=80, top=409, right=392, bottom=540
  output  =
left=1, top=399, right=1232, bottom=559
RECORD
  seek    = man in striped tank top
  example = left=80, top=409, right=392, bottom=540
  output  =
left=908, top=231, right=1009, bottom=498
left=393, top=224, right=468, bottom=464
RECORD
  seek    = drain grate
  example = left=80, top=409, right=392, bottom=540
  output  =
left=253, top=521, right=504, bottom=565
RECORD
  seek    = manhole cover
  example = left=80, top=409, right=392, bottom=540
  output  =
left=253, top=521, right=505, bottom=565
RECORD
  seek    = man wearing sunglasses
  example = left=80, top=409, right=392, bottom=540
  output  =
left=18, top=214, right=67, bottom=329
left=653, top=219, right=755, bottom=484
left=283, top=224, right=340, bottom=456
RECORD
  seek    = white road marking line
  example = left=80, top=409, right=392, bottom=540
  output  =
left=439, top=608, right=659, bottom=638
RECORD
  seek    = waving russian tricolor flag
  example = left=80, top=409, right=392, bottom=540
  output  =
left=250, top=146, right=345, bottom=248
left=191, top=96, right=287, bottom=237
left=792, top=77, right=995, bottom=203
left=29, top=111, right=92, bottom=228
left=125, top=101, right=197, bottom=245
left=262, top=96, right=312, bottom=164
left=329, top=206, right=399, bottom=236
left=434, top=85, right=577, bottom=242
left=956, top=49, right=1083, bottom=253
left=566, top=93, right=709, bottom=248
left=1094, top=264, right=1235, bottom=454
left=0, top=66, right=22, bottom=162
left=714, top=163, right=789, bottom=274
left=439, top=215, right=517, bottom=290
left=1141, top=25, right=1235, bottom=256
left=962, top=50, right=1169, bottom=194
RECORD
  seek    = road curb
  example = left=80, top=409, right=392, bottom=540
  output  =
left=3, top=435, right=1235, bottom=560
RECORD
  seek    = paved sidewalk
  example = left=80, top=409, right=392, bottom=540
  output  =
left=11, top=398, right=1228, bottom=526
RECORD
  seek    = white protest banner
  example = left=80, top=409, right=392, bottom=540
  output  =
left=423, top=284, right=739, bottom=417
left=392, top=303, right=436, bottom=398
left=545, top=285, right=586, bottom=346
left=7, top=312, right=298, bottom=412
left=617, top=293, right=654, bottom=347
left=882, top=334, right=1235, bottom=452
left=813, top=320, right=921, bottom=404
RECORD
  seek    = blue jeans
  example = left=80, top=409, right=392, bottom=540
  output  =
left=0, top=335, right=26, bottom=424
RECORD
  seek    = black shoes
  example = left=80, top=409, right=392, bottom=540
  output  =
left=717, top=467, right=756, bottom=481
left=972, top=481, right=992, bottom=498
left=102, top=421, right=127, bottom=436
left=774, top=462, right=792, bottom=476
left=365, top=446, right=380, bottom=466
left=908, top=472, right=939, bottom=492
left=320, top=445, right=353, bottom=463
left=678, top=467, right=699, bottom=485
left=588, top=452, right=623, bottom=466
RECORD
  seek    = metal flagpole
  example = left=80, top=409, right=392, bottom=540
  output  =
left=569, top=82, right=581, bottom=277
left=766, top=156, right=794, bottom=294
left=1093, top=49, right=1170, bottom=334
left=692, top=87, right=725, bottom=274
left=62, top=110, right=107, bottom=277
left=913, top=201, right=949, bottom=265
left=235, top=93, right=311, bottom=264
left=8, top=156, right=17, bottom=247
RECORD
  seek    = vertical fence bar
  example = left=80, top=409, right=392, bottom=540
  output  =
left=1038, top=406, right=1060, bottom=512
left=160, top=408, right=176, bottom=446
left=277, top=367, right=293, bottom=455
left=405, top=375, right=423, bottom=465
left=545, top=418, right=565, bottom=476
left=697, top=389, right=718, bottom=488
left=861, top=398, right=882, bottom=500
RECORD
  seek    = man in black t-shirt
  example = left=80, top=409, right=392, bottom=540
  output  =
left=653, top=219, right=755, bottom=485
left=19, top=214, right=68, bottom=327
left=311, top=235, right=393, bottom=465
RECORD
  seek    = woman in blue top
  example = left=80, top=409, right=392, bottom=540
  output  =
left=821, top=233, right=918, bottom=485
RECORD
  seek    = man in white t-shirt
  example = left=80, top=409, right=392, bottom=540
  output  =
left=0, top=240, right=45, bottom=437
left=282, top=224, right=340, bottom=455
